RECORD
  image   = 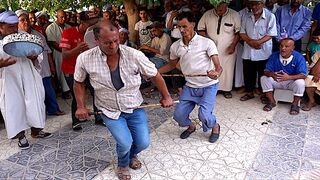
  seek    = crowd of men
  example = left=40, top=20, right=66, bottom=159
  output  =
left=1, top=0, right=320, bottom=179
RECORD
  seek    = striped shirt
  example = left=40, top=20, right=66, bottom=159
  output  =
left=74, top=45, right=157, bottom=119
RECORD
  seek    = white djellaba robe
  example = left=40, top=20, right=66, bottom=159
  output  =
left=45, top=22, right=70, bottom=93
left=198, top=8, right=241, bottom=92
left=0, top=39, right=46, bottom=139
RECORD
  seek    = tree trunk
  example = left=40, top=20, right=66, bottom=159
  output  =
left=123, top=0, right=139, bottom=43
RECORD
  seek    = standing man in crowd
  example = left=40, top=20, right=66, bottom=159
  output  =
left=134, top=7, right=152, bottom=48
left=46, top=10, right=71, bottom=99
left=197, top=0, right=240, bottom=99
left=59, top=11, right=100, bottom=131
left=261, top=38, right=307, bottom=115
left=310, top=2, right=320, bottom=37
left=28, top=11, right=45, bottom=35
left=0, top=11, right=51, bottom=150
left=16, top=9, right=65, bottom=116
left=73, top=20, right=173, bottom=180
left=239, top=0, right=277, bottom=102
left=274, top=0, right=311, bottom=52
left=159, top=12, right=222, bottom=143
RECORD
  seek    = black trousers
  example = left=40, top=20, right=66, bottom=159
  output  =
left=243, top=59, right=268, bottom=93
left=64, top=74, right=100, bottom=126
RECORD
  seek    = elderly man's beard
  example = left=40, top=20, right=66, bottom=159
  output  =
left=291, top=1, right=301, bottom=8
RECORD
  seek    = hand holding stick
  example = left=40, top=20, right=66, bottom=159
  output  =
left=129, top=100, right=180, bottom=109
left=88, top=111, right=103, bottom=116
left=161, top=74, right=207, bottom=77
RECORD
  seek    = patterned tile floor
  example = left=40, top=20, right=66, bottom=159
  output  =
left=0, top=91, right=320, bottom=180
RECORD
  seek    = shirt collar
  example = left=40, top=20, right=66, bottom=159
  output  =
left=179, top=33, right=199, bottom=47
left=261, top=8, right=267, bottom=19
left=287, top=4, right=302, bottom=11
left=213, top=8, right=229, bottom=17
left=98, top=44, right=124, bottom=60
left=250, top=8, right=267, bottom=20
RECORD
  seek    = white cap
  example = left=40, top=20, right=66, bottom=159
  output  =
left=0, top=11, right=18, bottom=24
left=119, top=28, right=129, bottom=34
left=15, top=9, right=28, bottom=17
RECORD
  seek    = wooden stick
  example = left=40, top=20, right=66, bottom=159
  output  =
left=161, top=74, right=207, bottom=77
left=88, top=111, right=103, bottom=116
left=129, top=100, right=180, bottom=109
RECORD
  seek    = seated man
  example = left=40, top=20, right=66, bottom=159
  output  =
left=261, top=38, right=307, bottom=115
left=119, top=28, right=137, bottom=49
left=139, top=21, right=172, bottom=69
left=303, top=51, right=320, bottom=111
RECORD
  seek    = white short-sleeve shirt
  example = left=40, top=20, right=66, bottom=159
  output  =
left=170, top=34, right=219, bottom=88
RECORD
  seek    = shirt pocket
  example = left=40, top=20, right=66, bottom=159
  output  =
left=223, top=23, right=234, bottom=33
left=257, top=25, right=267, bottom=37
left=121, top=64, right=141, bottom=86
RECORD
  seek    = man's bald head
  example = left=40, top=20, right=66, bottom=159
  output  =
left=93, top=20, right=118, bottom=40
left=56, top=9, right=65, bottom=16
left=93, top=20, right=121, bottom=56
left=56, top=9, right=66, bottom=25
left=280, top=38, right=295, bottom=58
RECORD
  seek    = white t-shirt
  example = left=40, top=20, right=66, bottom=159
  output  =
left=84, top=26, right=97, bottom=49
left=279, top=55, right=293, bottom=66
left=151, top=32, right=172, bottom=61
left=134, top=20, right=153, bottom=46
left=170, top=34, right=219, bottom=88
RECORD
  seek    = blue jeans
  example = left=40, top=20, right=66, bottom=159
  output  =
left=101, top=108, right=150, bottom=167
left=149, top=57, right=167, bottom=69
left=174, top=83, right=219, bottom=132
left=42, top=76, right=60, bottom=114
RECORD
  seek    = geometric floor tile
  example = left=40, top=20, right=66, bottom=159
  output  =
left=1, top=92, right=320, bottom=180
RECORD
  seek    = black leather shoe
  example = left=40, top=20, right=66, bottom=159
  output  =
left=209, top=123, right=220, bottom=143
left=180, top=127, right=196, bottom=139
left=72, top=123, right=82, bottom=131
left=95, top=120, right=106, bottom=127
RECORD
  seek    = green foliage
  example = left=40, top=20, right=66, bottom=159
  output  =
left=208, top=0, right=231, bottom=7
left=0, top=0, right=20, bottom=11
left=0, top=0, right=123, bottom=15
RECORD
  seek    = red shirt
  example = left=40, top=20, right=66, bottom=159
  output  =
left=60, top=27, right=83, bottom=74
left=33, top=25, right=45, bottom=36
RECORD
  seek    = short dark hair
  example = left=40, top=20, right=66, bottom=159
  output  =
left=176, top=11, right=196, bottom=23
left=93, top=20, right=118, bottom=40
left=312, top=28, right=320, bottom=36
left=138, top=7, right=148, bottom=13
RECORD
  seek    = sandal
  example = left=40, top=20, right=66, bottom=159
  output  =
left=117, top=166, right=131, bottom=180
left=260, top=96, right=268, bottom=104
left=290, top=104, right=300, bottom=115
left=129, top=156, right=142, bottom=170
left=263, top=102, right=276, bottom=111
left=223, top=92, right=232, bottom=99
left=48, top=110, right=65, bottom=116
left=240, top=93, right=254, bottom=101
left=301, top=103, right=316, bottom=111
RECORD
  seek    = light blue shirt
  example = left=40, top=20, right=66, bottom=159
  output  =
left=240, top=8, right=277, bottom=61
left=275, top=4, right=312, bottom=41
